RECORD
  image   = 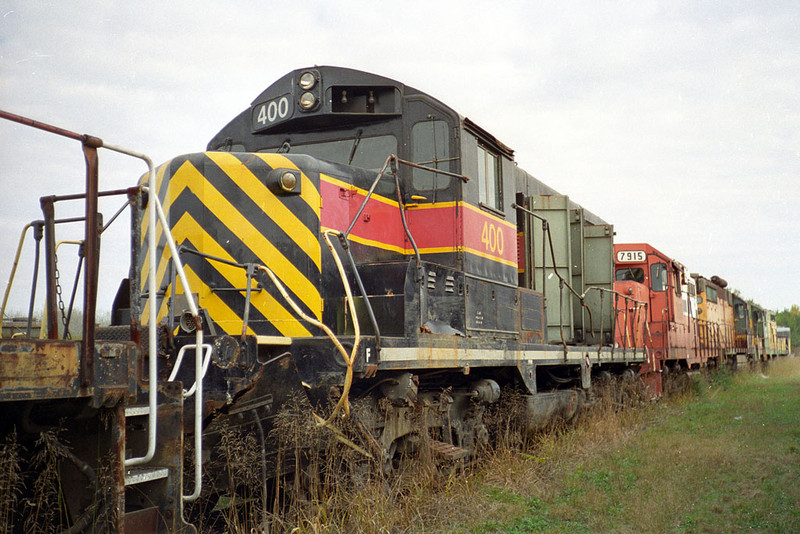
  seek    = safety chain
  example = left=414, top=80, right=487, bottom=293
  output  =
left=53, top=252, right=70, bottom=339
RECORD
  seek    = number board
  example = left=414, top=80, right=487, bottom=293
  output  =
left=251, top=94, right=293, bottom=132
left=616, top=250, right=646, bottom=263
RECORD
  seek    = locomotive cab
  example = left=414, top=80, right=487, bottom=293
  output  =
left=692, top=274, right=735, bottom=364
left=733, top=294, right=754, bottom=359
left=614, top=243, right=700, bottom=394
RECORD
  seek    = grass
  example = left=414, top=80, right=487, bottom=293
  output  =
left=461, top=358, right=800, bottom=534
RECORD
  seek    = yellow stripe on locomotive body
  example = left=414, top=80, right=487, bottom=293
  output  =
left=140, top=152, right=322, bottom=337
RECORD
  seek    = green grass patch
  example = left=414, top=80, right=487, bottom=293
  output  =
left=456, top=358, right=800, bottom=534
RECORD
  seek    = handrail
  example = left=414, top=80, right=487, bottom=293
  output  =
left=0, top=222, right=38, bottom=338
left=0, top=110, right=102, bottom=373
left=513, top=201, right=650, bottom=356
left=338, top=155, right=396, bottom=355
left=0, top=109, right=160, bottom=469
left=121, top=151, right=160, bottom=469
left=143, top=184, right=205, bottom=502
left=168, top=343, right=213, bottom=397
left=334, top=153, right=452, bottom=360
left=0, top=110, right=205, bottom=503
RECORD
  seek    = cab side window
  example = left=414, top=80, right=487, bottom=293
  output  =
left=477, top=144, right=502, bottom=210
left=650, top=262, right=667, bottom=292
left=615, top=267, right=644, bottom=283
left=706, top=287, right=718, bottom=303
left=673, top=267, right=682, bottom=296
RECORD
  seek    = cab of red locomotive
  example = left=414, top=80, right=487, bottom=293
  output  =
left=613, top=243, right=699, bottom=395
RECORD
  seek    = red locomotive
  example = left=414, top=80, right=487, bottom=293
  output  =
left=614, top=242, right=785, bottom=396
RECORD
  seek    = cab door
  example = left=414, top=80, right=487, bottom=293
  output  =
left=648, top=258, right=671, bottom=323
left=402, top=99, right=464, bottom=332
left=402, top=98, right=460, bottom=267
left=647, top=256, right=672, bottom=360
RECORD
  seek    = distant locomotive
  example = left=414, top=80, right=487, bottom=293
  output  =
left=613, top=243, right=788, bottom=395
left=0, top=66, right=787, bottom=533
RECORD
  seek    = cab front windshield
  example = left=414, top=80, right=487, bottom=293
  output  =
left=615, top=267, right=644, bottom=283
left=260, top=135, right=397, bottom=172
left=259, top=135, right=398, bottom=195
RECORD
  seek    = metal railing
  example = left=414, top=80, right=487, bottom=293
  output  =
left=0, top=110, right=205, bottom=502
left=513, top=201, right=648, bottom=356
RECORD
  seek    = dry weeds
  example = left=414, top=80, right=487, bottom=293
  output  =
left=0, top=429, right=24, bottom=533
left=255, top=376, right=652, bottom=533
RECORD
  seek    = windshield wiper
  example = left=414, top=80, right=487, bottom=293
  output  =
left=347, top=129, right=363, bottom=165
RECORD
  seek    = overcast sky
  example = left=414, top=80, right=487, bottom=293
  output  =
left=1, top=1, right=798, bottom=318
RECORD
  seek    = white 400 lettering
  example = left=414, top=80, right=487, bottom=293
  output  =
left=481, top=221, right=504, bottom=254
left=256, top=96, right=290, bottom=125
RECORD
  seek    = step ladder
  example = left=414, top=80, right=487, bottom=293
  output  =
left=124, top=466, right=170, bottom=486
left=121, top=383, right=190, bottom=534
left=429, top=439, right=470, bottom=460
left=124, top=405, right=169, bottom=486
left=118, top=178, right=205, bottom=532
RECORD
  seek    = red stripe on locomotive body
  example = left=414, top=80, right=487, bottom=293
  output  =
left=319, top=176, right=458, bottom=253
left=459, top=203, right=518, bottom=267
left=319, top=175, right=407, bottom=252
left=405, top=203, right=459, bottom=253
left=318, top=177, right=353, bottom=231
left=319, top=175, right=518, bottom=269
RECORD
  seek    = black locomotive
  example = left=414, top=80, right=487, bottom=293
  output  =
left=0, top=67, right=647, bottom=532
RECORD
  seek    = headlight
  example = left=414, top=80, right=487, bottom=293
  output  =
left=280, top=171, right=298, bottom=192
left=299, top=92, right=317, bottom=110
left=299, top=71, right=316, bottom=90
left=267, top=168, right=301, bottom=194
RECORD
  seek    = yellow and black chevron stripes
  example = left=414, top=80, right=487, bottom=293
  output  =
left=140, top=152, right=322, bottom=337
left=206, top=152, right=321, bottom=270
left=146, top=212, right=315, bottom=337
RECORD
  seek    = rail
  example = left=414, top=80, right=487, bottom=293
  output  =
left=0, top=111, right=163, bottom=473
left=0, top=110, right=205, bottom=503
left=513, top=202, right=648, bottom=356
left=168, top=343, right=214, bottom=397
left=144, top=184, right=205, bottom=502
left=0, top=222, right=41, bottom=338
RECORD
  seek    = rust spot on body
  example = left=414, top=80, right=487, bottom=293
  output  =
left=0, top=339, right=80, bottom=397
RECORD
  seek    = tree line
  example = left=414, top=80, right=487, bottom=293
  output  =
left=777, top=305, right=800, bottom=354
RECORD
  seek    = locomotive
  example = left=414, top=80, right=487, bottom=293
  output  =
left=0, top=66, right=783, bottom=533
